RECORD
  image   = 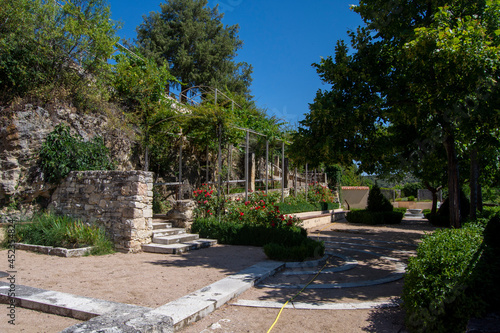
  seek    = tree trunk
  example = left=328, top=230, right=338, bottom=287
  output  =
left=478, top=183, right=483, bottom=213
left=470, top=148, right=479, bottom=220
left=424, top=182, right=442, bottom=215
left=444, top=135, right=461, bottom=228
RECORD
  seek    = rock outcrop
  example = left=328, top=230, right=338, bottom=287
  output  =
left=0, top=103, right=137, bottom=209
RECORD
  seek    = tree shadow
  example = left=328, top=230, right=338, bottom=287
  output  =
left=362, top=305, right=407, bottom=332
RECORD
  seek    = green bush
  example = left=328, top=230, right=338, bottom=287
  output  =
left=407, top=195, right=415, bottom=201
left=8, top=212, right=114, bottom=255
left=394, top=207, right=408, bottom=214
left=264, top=238, right=325, bottom=262
left=426, top=213, right=450, bottom=227
left=402, top=223, right=485, bottom=333
left=367, top=184, right=393, bottom=212
left=39, top=124, right=114, bottom=183
left=276, top=202, right=339, bottom=215
left=191, top=217, right=308, bottom=247
left=346, top=210, right=403, bottom=225
left=403, top=182, right=422, bottom=198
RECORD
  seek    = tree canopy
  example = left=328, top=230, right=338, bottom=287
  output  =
left=135, top=0, right=253, bottom=99
left=0, top=0, right=119, bottom=107
left=294, top=0, right=500, bottom=227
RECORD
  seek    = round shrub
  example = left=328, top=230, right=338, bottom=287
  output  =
left=402, top=223, right=485, bottom=333
left=367, top=184, right=393, bottom=212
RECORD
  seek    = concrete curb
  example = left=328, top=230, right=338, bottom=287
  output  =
left=14, top=243, right=93, bottom=257
left=232, top=299, right=402, bottom=310
left=0, top=282, right=151, bottom=321
left=151, top=261, right=284, bottom=331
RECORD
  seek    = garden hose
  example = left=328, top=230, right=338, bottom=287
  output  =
left=266, top=222, right=335, bottom=333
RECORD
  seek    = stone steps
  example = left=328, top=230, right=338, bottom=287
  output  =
left=153, top=233, right=199, bottom=245
left=142, top=218, right=217, bottom=254
left=142, top=239, right=217, bottom=254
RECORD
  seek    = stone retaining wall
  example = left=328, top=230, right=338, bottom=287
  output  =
left=49, top=171, right=154, bottom=253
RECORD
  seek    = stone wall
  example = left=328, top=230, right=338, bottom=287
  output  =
left=49, top=171, right=153, bottom=253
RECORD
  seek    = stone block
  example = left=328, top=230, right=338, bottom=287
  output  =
left=143, top=208, right=153, bottom=219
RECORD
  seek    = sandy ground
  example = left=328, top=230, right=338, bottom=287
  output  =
left=0, top=219, right=435, bottom=333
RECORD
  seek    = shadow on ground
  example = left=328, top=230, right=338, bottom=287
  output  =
left=145, top=244, right=268, bottom=275
left=362, top=306, right=407, bottom=332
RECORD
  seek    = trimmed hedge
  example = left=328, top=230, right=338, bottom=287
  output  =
left=276, top=202, right=339, bottom=215
left=346, top=210, right=404, bottom=225
left=403, top=217, right=500, bottom=333
left=191, top=217, right=325, bottom=262
left=191, top=217, right=308, bottom=247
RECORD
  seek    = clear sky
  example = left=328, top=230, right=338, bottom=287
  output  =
left=107, top=0, right=364, bottom=127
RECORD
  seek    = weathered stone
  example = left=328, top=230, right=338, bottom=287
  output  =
left=49, top=171, right=154, bottom=252
left=0, top=104, right=136, bottom=206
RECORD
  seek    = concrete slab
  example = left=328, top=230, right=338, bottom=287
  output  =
left=151, top=261, right=284, bottom=331
left=60, top=308, right=174, bottom=333
left=232, top=299, right=401, bottom=310
left=0, top=282, right=151, bottom=321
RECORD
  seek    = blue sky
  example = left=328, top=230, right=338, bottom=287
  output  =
left=107, top=0, right=364, bottom=127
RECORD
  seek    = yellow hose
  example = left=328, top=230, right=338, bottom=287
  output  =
left=266, top=222, right=335, bottom=333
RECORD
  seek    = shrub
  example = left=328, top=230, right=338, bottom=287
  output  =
left=367, top=184, right=393, bottom=212
left=394, top=207, right=408, bottom=214
left=276, top=202, right=339, bottom=215
left=39, top=124, right=114, bottom=184
left=9, top=212, right=114, bottom=255
left=264, top=238, right=325, bottom=262
left=403, top=182, right=422, bottom=198
left=402, top=223, right=485, bottom=333
left=191, top=217, right=308, bottom=247
left=407, top=195, right=415, bottom=201
left=426, top=213, right=450, bottom=227
left=437, top=190, right=471, bottom=221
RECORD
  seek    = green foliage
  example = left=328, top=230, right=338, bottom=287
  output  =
left=402, top=222, right=489, bottom=333
left=264, top=238, right=325, bottom=262
left=296, top=0, right=500, bottom=228
left=402, top=183, right=422, bottom=198
left=9, top=212, right=114, bottom=255
left=191, top=217, right=308, bottom=247
left=276, top=202, right=339, bottom=215
left=394, top=207, right=408, bottom=215
left=367, top=184, right=393, bottom=212
left=0, top=0, right=119, bottom=106
left=346, top=210, right=403, bottom=225
left=136, top=0, right=252, bottom=98
left=39, top=124, right=114, bottom=183
left=112, top=50, right=179, bottom=170
left=428, top=190, right=472, bottom=227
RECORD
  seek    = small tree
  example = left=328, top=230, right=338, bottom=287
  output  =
left=367, top=184, right=393, bottom=212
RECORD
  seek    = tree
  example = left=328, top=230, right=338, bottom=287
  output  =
left=298, top=1, right=500, bottom=228
left=112, top=49, right=178, bottom=171
left=136, top=0, right=253, bottom=100
left=0, top=0, right=119, bottom=106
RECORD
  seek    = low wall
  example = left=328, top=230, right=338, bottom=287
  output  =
left=49, top=171, right=154, bottom=253
left=392, top=201, right=433, bottom=210
left=342, top=187, right=369, bottom=210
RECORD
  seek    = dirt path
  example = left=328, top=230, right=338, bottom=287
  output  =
left=0, top=219, right=434, bottom=332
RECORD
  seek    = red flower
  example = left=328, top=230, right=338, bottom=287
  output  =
left=240, top=212, right=244, bottom=216
left=271, top=222, right=276, bottom=227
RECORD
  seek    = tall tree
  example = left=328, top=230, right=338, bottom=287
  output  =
left=135, top=0, right=252, bottom=99
left=0, top=0, right=119, bottom=105
left=297, top=0, right=500, bottom=228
